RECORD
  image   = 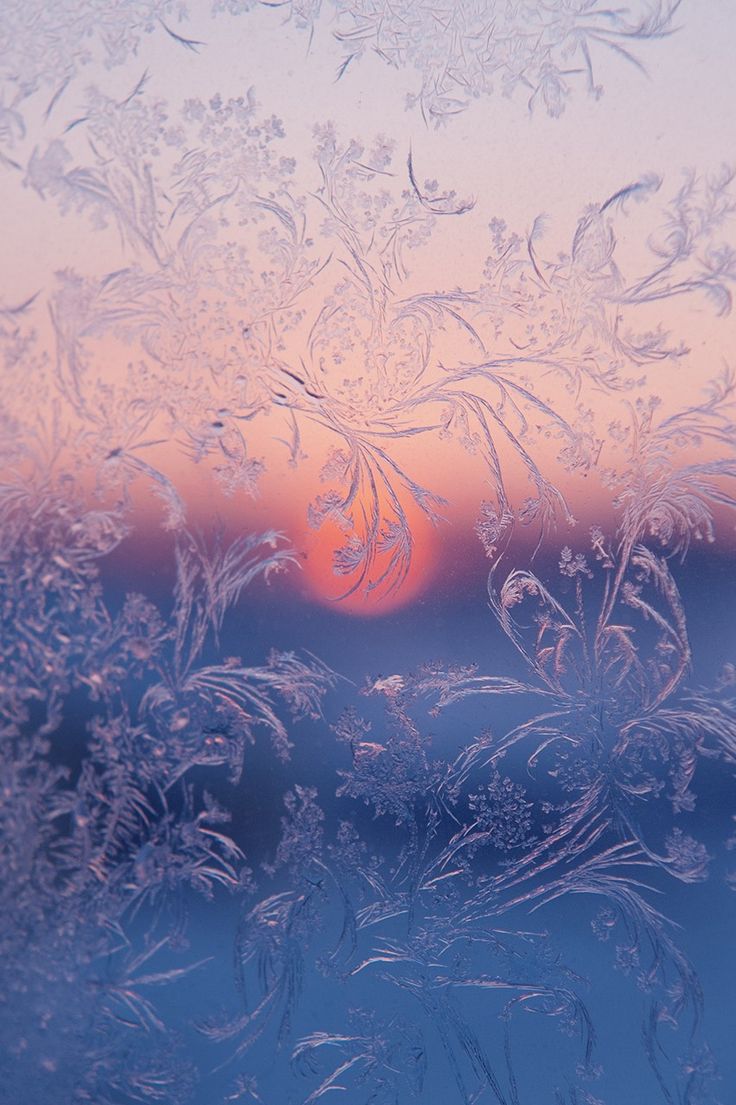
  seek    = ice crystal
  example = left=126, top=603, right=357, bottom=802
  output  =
left=2, top=1, right=736, bottom=1102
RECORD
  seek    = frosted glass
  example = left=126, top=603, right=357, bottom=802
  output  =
left=2, top=2, right=735, bottom=1102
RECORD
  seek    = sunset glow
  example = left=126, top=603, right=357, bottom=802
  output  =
left=3, top=2, right=736, bottom=1102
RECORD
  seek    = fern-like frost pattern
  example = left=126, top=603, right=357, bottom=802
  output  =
left=1, top=0, right=736, bottom=1103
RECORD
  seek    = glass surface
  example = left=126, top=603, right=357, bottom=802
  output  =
left=2, top=2, right=736, bottom=1102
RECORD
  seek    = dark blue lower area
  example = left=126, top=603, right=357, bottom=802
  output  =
left=2, top=543, right=735, bottom=1105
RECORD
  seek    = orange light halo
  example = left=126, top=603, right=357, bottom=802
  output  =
left=291, top=494, right=440, bottom=617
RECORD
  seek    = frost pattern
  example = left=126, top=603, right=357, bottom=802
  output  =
left=278, top=0, right=682, bottom=124
left=2, top=2, right=736, bottom=1104
left=0, top=0, right=682, bottom=152
left=7, top=77, right=736, bottom=591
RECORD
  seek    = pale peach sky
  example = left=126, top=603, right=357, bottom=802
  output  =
left=2, top=0, right=735, bottom=612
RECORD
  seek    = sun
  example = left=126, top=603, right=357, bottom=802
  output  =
left=292, top=502, right=439, bottom=617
